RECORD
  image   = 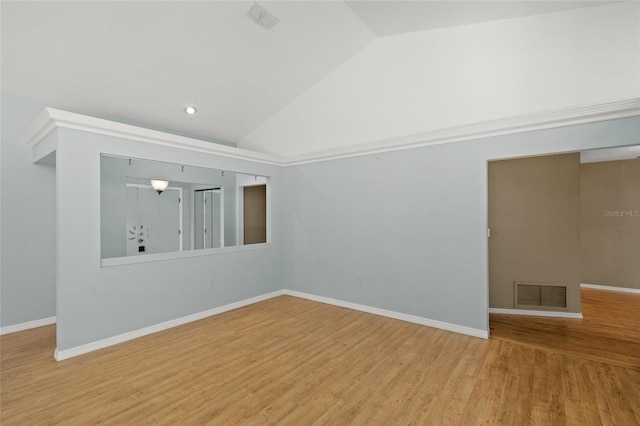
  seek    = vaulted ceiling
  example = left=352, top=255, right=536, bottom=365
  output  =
left=1, top=1, right=622, bottom=153
left=344, top=1, right=612, bottom=36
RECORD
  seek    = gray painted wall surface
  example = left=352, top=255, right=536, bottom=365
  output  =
left=1, top=93, right=243, bottom=330
left=54, top=127, right=283, bottom=351
left=1, top=93, right=57, bottom=326
left=2, top=91, right=638, bottom=348
left=283, top=117, right=640, bottom=332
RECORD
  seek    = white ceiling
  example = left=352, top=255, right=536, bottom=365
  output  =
left=345, top=1, right=615, bottom=36
left=1, top=0, right=617, bottom=148
left=1, top=1, right=373, bottom=143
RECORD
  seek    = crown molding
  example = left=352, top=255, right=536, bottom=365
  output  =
left=282, top=97, right=640, bottom=166
left=26, top=98, right=639, bottom=168
left=26, top=108, right=285, bottom=166
left=26, top=109, right=59, bottom=149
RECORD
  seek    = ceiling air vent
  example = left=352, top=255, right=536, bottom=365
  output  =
left=245, top=3, right=279, bottom=31
left=515, top=282, right=567, bottom=308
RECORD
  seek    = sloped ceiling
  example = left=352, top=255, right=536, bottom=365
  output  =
left=1, top=1, right=623, bottom=152
left=345, top=1, right=613, bottom=36
left=1, top=1, right=374, bottom=144
left=239, top=1, right=640, bottom=158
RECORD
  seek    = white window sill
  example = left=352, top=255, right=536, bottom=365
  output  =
left=101, top=243, right=271, bottom=268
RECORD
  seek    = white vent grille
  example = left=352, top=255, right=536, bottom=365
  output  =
left=515, top=282, right=567, bottom=308
left=245, top=3, right=279, bottom=31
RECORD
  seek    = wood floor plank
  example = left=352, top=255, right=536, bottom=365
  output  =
left=490, top=288, right=640, bottom=370
left=2, top=292, right=640, bottom=425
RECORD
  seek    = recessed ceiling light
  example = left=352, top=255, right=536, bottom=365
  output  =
left=184, top=106, right=197, bottom=115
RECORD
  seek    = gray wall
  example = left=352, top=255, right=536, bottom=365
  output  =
left=2, top=91, right=638, bottom=345
left=1, top=93, right=57, bottom=326
left=0, top=92, right=245, bottom=331
left=0, top=93, right=252, bottom=327
left=54, top=127, right=283, bottom=351
left=283, top=117, right=640, bottom=333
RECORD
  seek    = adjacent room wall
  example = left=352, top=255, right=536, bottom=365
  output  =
left=241, top=2, right=640, bottom=157
left=581, top=159, right=640, bottom=289
left=243, top=185, right=267, bottom=245
left=488, top=153, right=581, bottom=312
left=283, top=117, right=639, bottom=333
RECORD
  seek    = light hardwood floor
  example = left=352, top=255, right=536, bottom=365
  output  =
left=490, top=287, right=640, bottom=371
left=2, top=295, right=639, bottom=425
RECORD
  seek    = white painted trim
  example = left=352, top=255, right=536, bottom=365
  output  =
left=581, top=283, right=640, bottom=294
left=283, top=98, right=640, bottom=166
left=237, top=184, right=244, bottom=245
left=580, top=146, right=640, bottom=163
left=26, top=108, right=284, bottom=166
left=101, top=241, right=271, bottom=267
left=265, top=179, right=272, bottom=244
left=54, top=290, right=284, bottom=361
left=26, top=110, right=58, bottom=150
left=0, top=316, right=56, bottom=335
left=489, top=308, right=583, bottom=319
left=220, top=187, right=225, bottom=248
left=284, top=289, right=489, bottom=339
left=26, top=99, right=639, bottom=168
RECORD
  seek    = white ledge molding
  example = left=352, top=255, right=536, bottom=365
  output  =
left=101, top=243, right=271, bottom=268
left=26, top=108, right=284, bottom=166
left=283, top=97, right=640, bottom=165
left=26, top=98, right=639, bottom=166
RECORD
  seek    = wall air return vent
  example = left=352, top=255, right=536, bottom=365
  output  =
left=515, top=282, right=567, bottom=308
left=245, top=3, right=279, bottom=31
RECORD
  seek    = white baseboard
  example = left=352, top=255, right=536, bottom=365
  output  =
left=580, top=283, right=640, bottom=294
left=0, top=316, right=57, bottom=335
left=489, top=308, right=583, bottom=319
left=284, top=289, right=489, bottom=339
left=54, top=290, right=284, bottom=361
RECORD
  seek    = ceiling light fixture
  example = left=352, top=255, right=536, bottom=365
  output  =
left=184, top=106, right=197, bottom=115
left=150, top=179, right=169, bottom=194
